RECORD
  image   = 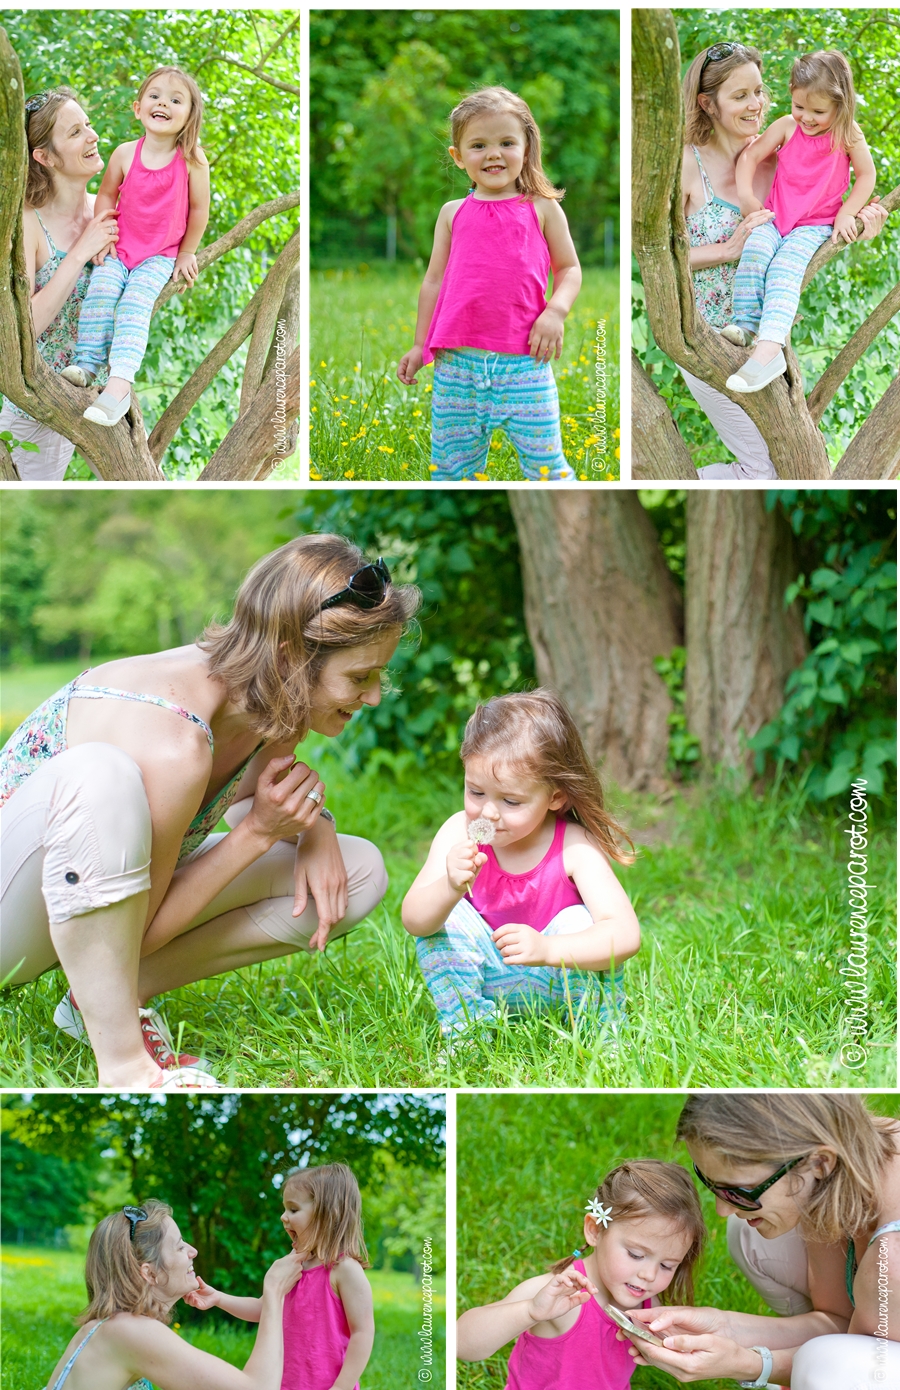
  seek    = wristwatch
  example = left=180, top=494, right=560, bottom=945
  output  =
left=319, top=807, right=336, bottom=826
left=737, top=1346, right=773, bottom=1388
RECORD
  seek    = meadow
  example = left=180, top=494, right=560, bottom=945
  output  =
left=0, top=662, right=894, bottom=1090
left=309, top=265, right=620, bottom=481
left=0, top=1244, right=443, bottom=1390
left=456, top=1092, right=900, bottom=1390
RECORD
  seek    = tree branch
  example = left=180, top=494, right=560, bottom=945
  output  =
left=834, top=372, right=900, bottom=479
left=192, top=18, right=300, bottom=98
left=0, top=437, right=19, bottom=479
left=800, top=183, right=900, bottom=291
left=631, top=351, right=697, bottom=478
left=240, top=230, right=300, bottom=412
left=806, top=281, right=900, bottom=424
left=198, top=345, right=300, bottom=481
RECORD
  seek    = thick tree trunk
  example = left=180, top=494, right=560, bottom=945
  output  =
left=684, top=493, right=806, bottom=774
left=833, top=372, right=900, bottom=479
left=632, top=351, right=696, bottom=478
left=509, top=493, right=683, bottom=791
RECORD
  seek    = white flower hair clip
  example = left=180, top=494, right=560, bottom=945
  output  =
left=585, top=1198, right=613, bottom=1228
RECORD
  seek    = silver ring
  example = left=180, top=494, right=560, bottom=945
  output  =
left=306, top=789, right=322, bottom=804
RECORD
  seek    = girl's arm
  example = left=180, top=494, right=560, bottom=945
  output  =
left=401, top=812, right=484, bottom=937
left=330, top=1261, right=375, bottom=1390
left=735, top=117, right=791, bottom=213
left=184, top=1275, right=264, bottom=1321
left=528, top=200, right=582, bottom=363
left=397, top=202, right=458, bottom=385
left=492, top=828, right=640, bottom=971
left=832, top=130, right=877, bottom=244
left=174, top=151, right=211, bottom=287
left=457, top=1271, right=596, bottom=1361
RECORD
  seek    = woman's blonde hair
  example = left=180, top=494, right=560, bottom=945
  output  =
left=136, top=67, right=204, bottom=164
left=790, top=51, right=858, bottom=154
left=550, top=1160, right=706, bottom=1305
left=676, top=1094, right=899, bottom=1243
left=683, top=45, right=769, bottom=147
left=450, top=86, right=564, bottom=201
left=25, top=87, right=82, bottom=208
left=460, top=688, right=634, bottom=864
left=78, top=1200, right=176, bottom=1325
left=200, top=534, right=421, bottom=744
left=282, top=1163, right=369, bottom=1268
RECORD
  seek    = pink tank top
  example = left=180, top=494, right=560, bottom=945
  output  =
left=282, top=1262, right=358, bottom=1390
left=115, top=136, right=190, bottom=269
left=765, top=124, right=850, bottom=236
left=505, top=1263, right=649, bottom=1390
left=467, top=818, right=583, bottom=932
left=423, top=195, right=550, bottom=363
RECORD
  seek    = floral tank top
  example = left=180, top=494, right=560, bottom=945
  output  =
left=3, top=212, right=93, bottom=420
left=686, top=147, right=742, bottom=328
left=0, top=674, right=261, bottom=864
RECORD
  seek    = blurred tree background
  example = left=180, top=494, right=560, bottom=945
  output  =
left=632, top=7, right=900, bottom=468
left=0, top=9, right=299, bottom=479
left=0, top=488, right=894, bottom=804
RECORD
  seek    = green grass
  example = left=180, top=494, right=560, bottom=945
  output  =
left=457, top=1092, right=900, bottom=1390
left=0, top=1247, right=443, bottom=1390
left=309, top=263, right=620, bottom=481
left=1, top=664, right=895, bottom=1088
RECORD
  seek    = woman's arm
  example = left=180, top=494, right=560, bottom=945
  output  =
left=625, top=1304, right=847, bottom=1383
left=24, top=205, right=120, bottom=335
left=174, top=152, right=211, bottom=286
left=401, top=812, right=482, bottom=937
left=397, top=202, right=458, bottom=384
left=457, top=1271, right=595, bottom=1361
left=330, top=1261, right=375, bottom=1390
left=735, top=117, right=791, bottom=213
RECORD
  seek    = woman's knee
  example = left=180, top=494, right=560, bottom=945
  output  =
left=792, top=1334, right=900, bottom=1389
left=340, top=834, right=388, bottom=920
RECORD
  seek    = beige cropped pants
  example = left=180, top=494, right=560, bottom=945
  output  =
left=728, top=1217, right=900, bottom=1386
left=0, top=743, right=388, bottom=985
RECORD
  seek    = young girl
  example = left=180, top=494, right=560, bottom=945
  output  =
left=397, top=87, right=581, bottom=480
left=61, top=66, right=210, bottom=425
left=185, top=1163, right=375, bottom=1390
left=457, top=1160, right=706, bottom=1390
left=402, top=690, right=640, bottom=1036
left=722, top=50, right=875, bottom=393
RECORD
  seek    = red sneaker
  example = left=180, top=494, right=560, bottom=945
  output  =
left=54, top=991, right=204, bottom=1069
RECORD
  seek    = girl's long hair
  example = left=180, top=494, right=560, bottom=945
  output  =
left=550, top=1161, right=706, bottom=1306
left=136, top=67, right=204, bottom=164
left=676, top=1094, right=900, bottom=1243
left=78, top=1200, right=175, bottom=1325
left=450, top=86, right=564, bottom=201
left=683, top=45, right=770, bottom=147
left=25, top=87, right=82, bottom=208
left=282, top=1163, right=369, bottom=1268
left=790, top=51, right=858, bottom=154
left=200, top=534, right=421, bottom=744
left=460, top=689, right=634, bottom=864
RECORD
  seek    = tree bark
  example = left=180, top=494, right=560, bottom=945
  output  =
left=632, top=351, right=697, bottom=478
left=198, top=345, right=300, bottom=480
left=239, top=230, right=300, bottom=412
left=509, top=493, right=683, bottom=792
left=806, top=284, right=900, bottom=424
left=833, top=371, right=900, bottom=479
left=684, top=493, right=807, bottom=775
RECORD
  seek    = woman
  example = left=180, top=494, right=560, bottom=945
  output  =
left=44, top=1200, right=302, bottom=1389
left=623, top=1094, right=900, bottom=1386
left=0, top=534, right=420, bottom=1088
left=679, top=42, right=888, bottom=479
left=0, top=88, right=121, bottom=480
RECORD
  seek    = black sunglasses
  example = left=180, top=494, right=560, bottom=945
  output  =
left=123, top=1205, right=148, bottom=1240
left=692, top=1155, right=809, bottom=1211
left=24, top=92, right=52, bottom=116
left=320, top=558, right=392, bottom=611
left=700, top=42, right=753, bottom=76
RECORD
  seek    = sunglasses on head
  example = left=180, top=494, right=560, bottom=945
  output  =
left=320, top=558, right=392, bottom=611
left=700, top=42, right=753, bottom=76
left=24, top=92, right=52, bottom=116
left=123, top=1205, right=148, bottom=1240
left=692, top=1154, right=809, bottom=1211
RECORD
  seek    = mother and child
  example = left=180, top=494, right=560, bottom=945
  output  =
left=679, top=41, right=888, bottom=478
left=43, top=1162, right=374, bottom=1390
left=397, top=86, right=583, bottom=481
left=0, top=64, right=208, bottom=476
left=458, top=1094, right=900, bottom=1389
left=0, top=533, right=639, bottom=1088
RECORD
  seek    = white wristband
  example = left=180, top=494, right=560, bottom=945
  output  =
left=737, top=1345, right=773, bottom=1388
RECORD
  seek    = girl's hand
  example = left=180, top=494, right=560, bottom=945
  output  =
left=263, top=1251, right=305, bottom=1297
left=832, top=208, right=861, bottom=244
left=173, top=251, right=200, bottom=289
left=446, top=841, right=487, bottom=892
left=721, top=209, right=773, bottom=261
left=295, top=818, right=349, bottom=950
left=74, top=208, right=120, bottom=263
left=528, top=307, right=565, bottom=363
left=529, top=1269, right=597, bottom=1324
left=245, top=755, right=326, bottom=847
left=493, top=920, right=548, bottom=966
left=857, top=197, right=889, bottom=242
left=182, top=1275, right=220, bottom=1310
left=398, top=346, right=424, bottom=385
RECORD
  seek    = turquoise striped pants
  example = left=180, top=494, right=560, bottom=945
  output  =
left=732, top=222, right=832, bottom=346
left=431, top=348, right=574, bottom=480
left=74, top=254, right=174, bottom=382
left=415, top=898, right=626, bottom=1034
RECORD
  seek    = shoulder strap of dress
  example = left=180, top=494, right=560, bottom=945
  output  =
left=33, top=209, right=58, bottom=258
left=691, top=146, right=716, bottom=204
left=68, top=684, right=215, bottom=755
left=49, top=1320, right=109, bottom=1390
left=868, top=1219, right=900, bottom=1247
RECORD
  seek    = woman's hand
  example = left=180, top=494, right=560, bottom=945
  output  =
left=720, top=209, right=774, bottom=261
left=183, top=1275, right=220, bottom=1310
left=398, top=345, right=424, bottom=385
left=619, top=1307, right=755, bottom=1382
left=295, top=817, right=349, bottom=950
left=263, top=1251, right=305, bottom=1297
left=857, top=197, right=889, bottom=242
left=493, top=920, right=548, bottom=966
left=529, top=1269, right=597, bottom=1324
left=446, top=841, right=487, bottom=893
left=74, top=208, right=120, bottom=264
left=244, top=755, right=326, bottom=847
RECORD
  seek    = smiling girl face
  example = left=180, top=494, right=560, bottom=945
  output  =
left=280, top=1178, right=318, bottom=1255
